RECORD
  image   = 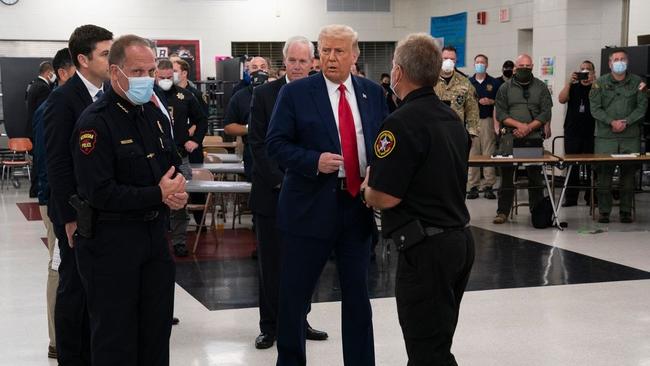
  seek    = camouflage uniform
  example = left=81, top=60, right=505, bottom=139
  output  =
left=434, top=72, right=480, bottom=136
left=589, top=72, right=647, bottom=216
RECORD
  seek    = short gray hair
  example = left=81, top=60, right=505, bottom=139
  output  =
left=318, top=24, right=360, bottom=56
left=108, top=34, right=151, bottom=67
left=283, top=36, right=314, bottom=58
left=393, top=33, right=442, bottom=87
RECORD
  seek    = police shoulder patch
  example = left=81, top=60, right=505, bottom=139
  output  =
left=374, top=130, right=396, bottom=158
left=79, top=129, right=97, bottom=155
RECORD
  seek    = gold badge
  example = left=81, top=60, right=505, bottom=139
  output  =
left=486, top=84, right=493, bottom=92
left=177, top=92, right=185, bottom=100
left=120, top=139, right=134, bottom=145
left=374, top=130, right=396, bottom=158
left=116, top=102, right=129, bottom=114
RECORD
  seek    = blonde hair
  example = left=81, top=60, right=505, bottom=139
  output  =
left=318, top=24, right=360, bottom=56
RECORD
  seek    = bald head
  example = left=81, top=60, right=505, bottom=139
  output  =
left=249, top=57, right=269, bottom=73
left=515, top=54, right=533, bottom=68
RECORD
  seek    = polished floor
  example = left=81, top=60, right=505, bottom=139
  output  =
left=1, top=183, right=650, bottom=365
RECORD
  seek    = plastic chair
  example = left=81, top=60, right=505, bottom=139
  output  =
left=188, top=168, right=219, bottom=254
left=1, top=138, right=33, bottom=190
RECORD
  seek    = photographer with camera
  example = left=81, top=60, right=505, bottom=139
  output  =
left=558, top=61, right=596, bottom=207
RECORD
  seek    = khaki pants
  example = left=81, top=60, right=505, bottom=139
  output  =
left=468, top=117, right=497, bottom=189
left=40, top=205, right=58, bottom=349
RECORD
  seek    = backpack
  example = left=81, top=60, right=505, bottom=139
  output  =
left=531, top=196, right=554, bottom=229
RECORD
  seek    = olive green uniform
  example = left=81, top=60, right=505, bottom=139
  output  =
left=434, top=71, right=480, bottom=136
left=494, top=77, right=553, bottom=216
left=589, top=72, right=647, bottom=215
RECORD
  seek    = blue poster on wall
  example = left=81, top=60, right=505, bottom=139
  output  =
left=430, top=12, right=467, bottom=67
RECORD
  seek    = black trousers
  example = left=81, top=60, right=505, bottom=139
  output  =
left=75, top=218, right=175, bottom=366
left=396, top=228, right=475, bottom=366
left=256, top=212, right=316, bottom=337
left=276, top=192, right=375, bottom=366
left=255, top=213, right=282, bottom=336
left=564, top=136, right=594, bottom=203
left=497, top=166, right=544, bottom=215
left=53, top=224, right=91, bottom=366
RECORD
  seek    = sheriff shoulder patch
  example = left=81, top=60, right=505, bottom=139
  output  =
left=79, top=130, right=97, bottom=155
left=374, top=130, right=396, bottom=158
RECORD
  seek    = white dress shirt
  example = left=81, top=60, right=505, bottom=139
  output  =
left=323, top=74, right=367, bottom=178
left=76, top=71, right=104, bottom=102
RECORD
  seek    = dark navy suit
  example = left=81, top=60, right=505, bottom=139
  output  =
left=266, top=73, right=387, bottom=365
left=43, top=72, right=94, bottom=365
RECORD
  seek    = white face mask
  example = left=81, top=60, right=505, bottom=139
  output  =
left=173, top=72, right=180, bottom=85
left=441, top=59, right=455, bottom=73
left=158, top=78, right=173, bottom=91
left=48, top=72, right=57, bottom=84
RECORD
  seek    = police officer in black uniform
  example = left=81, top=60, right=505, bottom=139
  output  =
left=71, top=35, right=187, bottom=366
left=156, top=58, right=207, bottom=257
left=361, top=33, right=475, bottom=366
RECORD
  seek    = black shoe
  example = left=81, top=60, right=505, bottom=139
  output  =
left=255, top=333, right=275, bottom=349
left=48, top=346, right=57, bottom=359
left=598, top=213, right=610, bottom=223
left=172, top=317, right=180, bottom=325
left=305, top=326, right=328, bottom=341
left=561, top=201, right=577, bottom=207
left=620, top=212, right=633, bottom=223
left=466, top=187, right=479, bottom=200
left=173, top=245, right=189, bottom=257
left=484, top=186, right=496, bottom=200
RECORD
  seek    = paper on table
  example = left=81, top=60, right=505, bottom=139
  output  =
left=51, top=240, right=61, bottom=271
left=490, top=155, right=514, bottom=159
left=610, top=153, right=638, bottom=158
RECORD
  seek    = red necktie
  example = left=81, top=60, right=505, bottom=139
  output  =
left=337, top=84, right=361, bottom=197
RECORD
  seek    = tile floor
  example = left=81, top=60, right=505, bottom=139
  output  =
left=1, top=184, right=649, bottom=366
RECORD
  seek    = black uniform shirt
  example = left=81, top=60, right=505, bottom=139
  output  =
left=72, top=88, right=180, bottom=214
left=564, top=82, right=595, bottom=139
left=224, top=86, right=253, bottom=140
left=369, top=87, right=471, bottom=234
left=164, top=85, right=207, bottom=149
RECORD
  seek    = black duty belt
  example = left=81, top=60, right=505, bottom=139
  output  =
left=423, top=225, right=468, bottom=237
left=96, top=210, right=161, bottom=222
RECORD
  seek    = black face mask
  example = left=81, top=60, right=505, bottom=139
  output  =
left=503, top=69, right=513, bottom=78
left=250, top=71, right=269, bottom=87
left=514, top=68, right=533, bottom=84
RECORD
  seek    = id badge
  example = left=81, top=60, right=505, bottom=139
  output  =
left=579, top=101, right=585, bottom=113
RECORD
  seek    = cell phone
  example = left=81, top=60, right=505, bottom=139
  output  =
left=576, top=71, right=589, bottom=81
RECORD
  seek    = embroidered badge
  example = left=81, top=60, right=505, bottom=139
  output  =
left=374, top=130, right=396, bottom=158
left=177, top=92, right=185, bottom=100
left=486, top=84, right=493, bottom=92
left=456, top=95, right=466, bottom=105
left=79, top=130, right=97, bottom=155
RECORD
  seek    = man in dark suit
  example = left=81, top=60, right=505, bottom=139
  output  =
left=25, top=61, right=55, bottom=197
left=266, top=24, right=388, bottom=366
left=249, top=35, right=328, bottom=350
left=43, top=24, right=113, bottom=366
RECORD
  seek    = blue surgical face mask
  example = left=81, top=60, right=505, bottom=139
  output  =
left=390, top=65, right=400, bottom=98
left=612, top=61, right=627, bottom=74
left=118, top=67, right=154, bottom=105
left=475, top=63, right=486, bottom=74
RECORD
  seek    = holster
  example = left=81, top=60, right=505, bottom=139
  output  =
left=391, top=220, right=427, bottom=252
left=68, top=194, right=96, bottom=238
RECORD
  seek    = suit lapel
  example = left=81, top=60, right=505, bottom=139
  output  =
left=351, top=75, right=373, bottom=161
left=72, top=73, right=94, bottom=107
left=310, top=75, right=341, bottom=152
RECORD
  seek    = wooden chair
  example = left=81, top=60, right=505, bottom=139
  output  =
left=202, top=135, right=223, bottom=146
left=188, top=168, right=220, bottom=254
left=1, top=138, right=33, bottom=190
